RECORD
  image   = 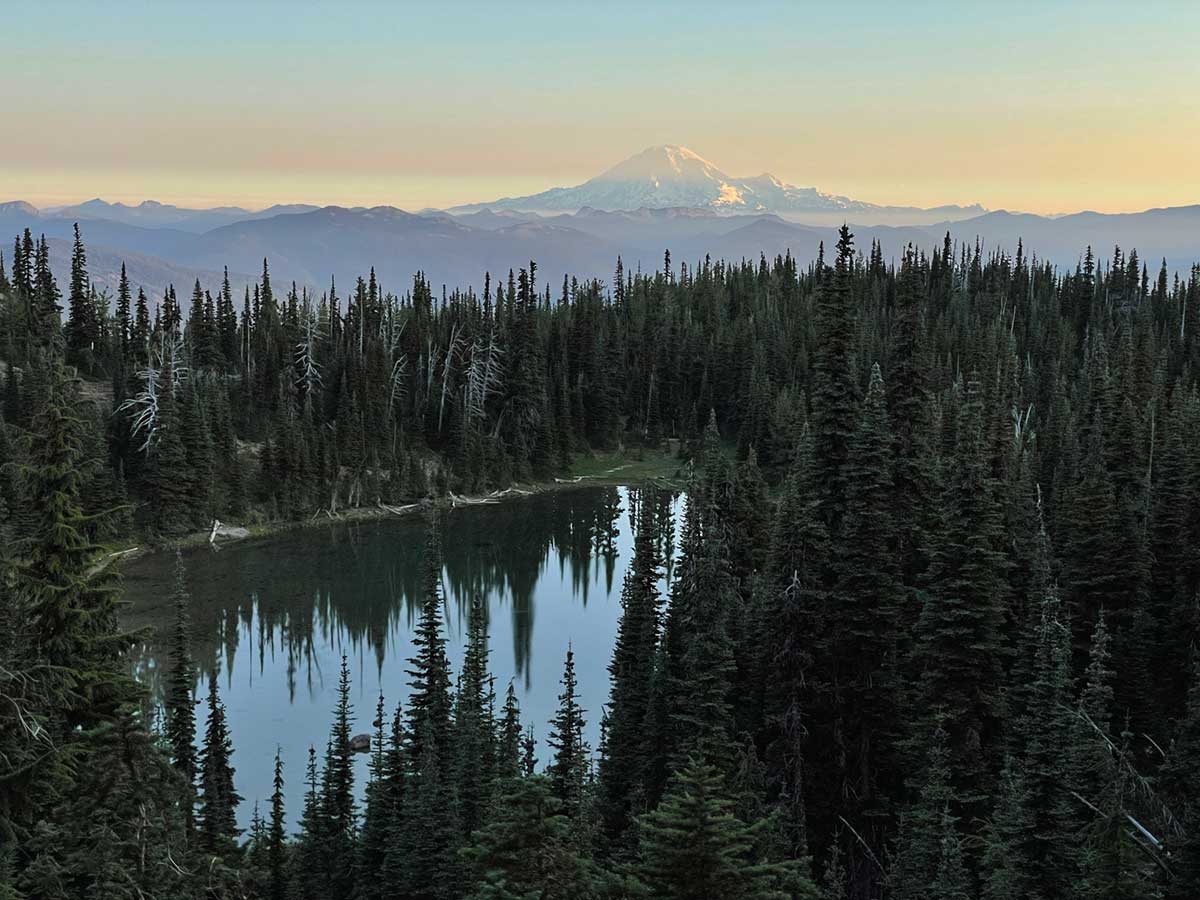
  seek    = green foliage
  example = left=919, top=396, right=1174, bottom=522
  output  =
left=545, top=645, right=589, bottom=813
left=454, top=595, right=497, bottom=839
left=267, top=750, right=288, bottom=900
left=5, top=228, right=1200, bottom=899
left=1162, top=662, right=1200, bottom=899
left=460, top=775, right=598, bottom=900
left=318, top=655, right=357, bottom=897
left=198, top=670, right=241, bottom=856
left=631, top=757, right=817, bottom=900
left=406, top=517, right=454, bottom=763
left=164, top=552, right=197, bottom=828
left=599, top=492, right=665, bottom=846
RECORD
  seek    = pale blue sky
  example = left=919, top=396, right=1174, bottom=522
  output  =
left=4, top=0, right=1198, bottom=212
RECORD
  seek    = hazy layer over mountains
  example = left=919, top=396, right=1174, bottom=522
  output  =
left=4, top=146, right=1198, bottom=302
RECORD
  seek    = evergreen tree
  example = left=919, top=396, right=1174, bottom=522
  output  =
left=406, top=515, right=454, bottom=763
left=9, top=358, right=191, bottom=899
left=599, top=493, right=664, bottom=843
left=294, top=744, right=325, bottom=899
left=1163, top=662, right=1200, bottom=900
left=163, top=551, right=197, bottom=831
left=114, top=262, right=131, bottom=364
left=319, top=655, right=358, bottom=897
left=889, top=721, right=957, bottom=900
left=811, top=225, right=860, bottom=537
left=267, top=749, right=288, bottom=900
left=64, top=223, right=96, bottom=372
left=460, top=775, right=599, bottom=900
left=497, top=682, right=524, bottom=781
left=197, top=670, right=241, bottom=856
left=546, top=644, right=589, bottom=813
left=668, top=513, right=739, bottom=774
left=832, top=361, right=899, bottom=816
left=455, top=595, right=496, bottom=838
left=913, top=373, right=1008, bottom=813
left=397, top=720, right=461, bottom=900
left=633, top=757, right=816, bottom=900
left=979, top=758, right=1037, bottom=900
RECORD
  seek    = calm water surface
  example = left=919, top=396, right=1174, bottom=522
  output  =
left=122, top=486, right=680, bottom=830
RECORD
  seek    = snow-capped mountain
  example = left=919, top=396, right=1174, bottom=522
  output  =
left=450, top=145, right=985, bottom=222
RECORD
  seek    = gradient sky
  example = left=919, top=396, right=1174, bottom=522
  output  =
left=4, top=0, right=1198, bottom=214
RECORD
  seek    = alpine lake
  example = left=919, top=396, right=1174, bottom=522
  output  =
left=121, top=486, right=683, bottom=831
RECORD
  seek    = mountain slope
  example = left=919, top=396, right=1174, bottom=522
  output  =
left=42, top=199, right=322, bottom=233
left=935, top=206, right=1200, bottom=271
left=449, top=145, right=987, bottom=224
left=3, top=199, right=1199, bottom=308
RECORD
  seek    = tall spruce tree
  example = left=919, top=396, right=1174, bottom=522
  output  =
left=546, top=644, right=589, bottom=813
left=406, top=515, right=454, bottom=763
left=461, top=775, right=599, bottom=900
left=164, top=551, right=197, bottom=831
left=454, top=594, right=496, bottom=838
left=633, top=756, right=816, bottom=900
left=811, top=225, right=861, bottom=537
left=318, top=655, right=358, bottom=897
left=197, top=670, right=240, bottom=856
left=913, top=372, right=1008, bottom=814
left=599, top=491, right=664, bottom=844
left=1162, top=662, right=1200, bottom=899
left=267, top=749, right=288, bottom=900
left=64, top=223, right=96, bottom=372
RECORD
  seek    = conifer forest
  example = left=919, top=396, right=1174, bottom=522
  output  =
left=2, top=216, right=1200, bottom=900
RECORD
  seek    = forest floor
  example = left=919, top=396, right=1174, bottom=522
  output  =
left=103, top=447, right=687, bottom=568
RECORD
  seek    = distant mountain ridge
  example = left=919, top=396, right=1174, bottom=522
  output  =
left=5, top=201, right=1199, bottom=315
left=38, top=198, right=323, bottom=233
left=3, top=146, right=1199, bottom=303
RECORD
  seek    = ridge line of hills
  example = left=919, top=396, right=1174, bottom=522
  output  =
left=3, top=144, right=1198, bottom=302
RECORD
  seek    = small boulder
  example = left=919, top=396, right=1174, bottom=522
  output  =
left=348, top=734, right=372, bottom=753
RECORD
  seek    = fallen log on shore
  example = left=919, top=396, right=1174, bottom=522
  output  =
left=209, top=519, right=251, bottom=544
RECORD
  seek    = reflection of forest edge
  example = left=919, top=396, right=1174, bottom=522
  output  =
left=125, top=486, right=680, bottom=703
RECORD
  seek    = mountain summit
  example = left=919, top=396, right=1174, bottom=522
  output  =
left=450, top=145, right=985, bottom=222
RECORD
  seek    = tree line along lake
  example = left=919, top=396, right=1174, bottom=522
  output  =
left=120, top=486, right=683, bottom=830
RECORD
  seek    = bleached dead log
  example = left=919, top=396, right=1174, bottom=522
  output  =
left=209, top=519, right=250, bottom=543
left=491, top=487, right=533, bottom=497
left=449, top=492, right=500, bottom=507
left=377, top=501, right=420, bottom=516
left=86, top=547, right=139, bottom=577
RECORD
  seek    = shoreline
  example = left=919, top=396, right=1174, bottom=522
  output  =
left=105, top=449, right=687, bottom=568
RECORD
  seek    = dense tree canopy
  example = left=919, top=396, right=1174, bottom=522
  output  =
left=2, top=225, right=1200, bottom=897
